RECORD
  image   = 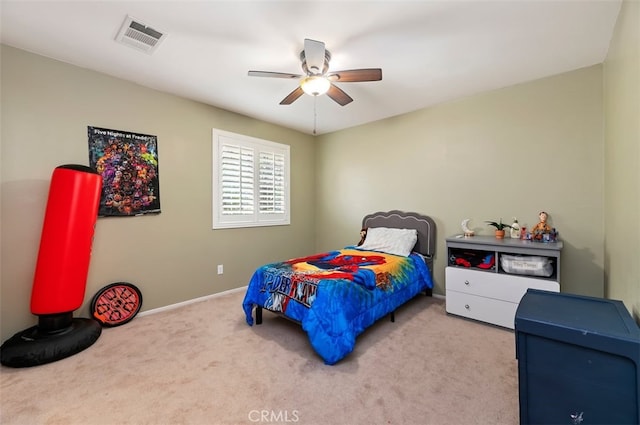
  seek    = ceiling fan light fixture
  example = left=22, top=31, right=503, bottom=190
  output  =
left=249, top=38, right=382, bottom=107
left=300, top=76, right=331, bottom=96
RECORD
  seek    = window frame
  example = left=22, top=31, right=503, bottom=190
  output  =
left=212, top=129, right=290, bottom=229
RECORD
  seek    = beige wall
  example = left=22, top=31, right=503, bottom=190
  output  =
left=3, top=9, right=637, bottom=341
left=315, top=66, right=605, bottom=299
left=604, top=0, right=640, bottom=320
left=0, top=45, right=316, bottom=341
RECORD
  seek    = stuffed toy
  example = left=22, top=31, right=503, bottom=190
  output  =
left=358, top=228, right=367, bottom=246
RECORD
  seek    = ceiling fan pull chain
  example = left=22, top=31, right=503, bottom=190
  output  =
left=313, top=97, right=318, bottom=135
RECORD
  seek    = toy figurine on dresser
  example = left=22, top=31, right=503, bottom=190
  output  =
left=531, top=211, right=558, bottom=242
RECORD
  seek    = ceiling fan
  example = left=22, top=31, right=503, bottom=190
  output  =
left=248, top=38, right=382, bottom=106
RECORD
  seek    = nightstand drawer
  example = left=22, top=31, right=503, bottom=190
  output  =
left=446, top=290, right=518, bottom=329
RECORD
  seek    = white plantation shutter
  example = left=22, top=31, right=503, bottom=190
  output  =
left=258, top=151, right=286, bottom=214
left=221, top=144, right=254, bottom=215
left=213, top=129, right=290, bottom=229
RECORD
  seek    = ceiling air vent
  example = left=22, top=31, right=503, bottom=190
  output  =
left=115, top=15, right=166, bottom=54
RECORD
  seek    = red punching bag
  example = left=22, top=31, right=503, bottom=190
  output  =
left=30, top=164, right=102, bottom=317
left=0, top=164, right=103, bottom=368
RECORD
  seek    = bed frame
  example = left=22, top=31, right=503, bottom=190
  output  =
left=255, top=210, right=437, bottom=325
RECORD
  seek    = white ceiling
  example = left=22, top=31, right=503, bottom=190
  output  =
left=0, top=0, right=622, bottom=135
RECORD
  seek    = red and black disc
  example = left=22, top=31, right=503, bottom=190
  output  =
left=90, top=282, right=142, bottom=327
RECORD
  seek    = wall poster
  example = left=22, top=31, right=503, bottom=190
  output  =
left=88, top=126, right=161, bottom=217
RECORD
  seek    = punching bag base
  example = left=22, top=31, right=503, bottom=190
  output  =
left=0, top=318, right=101, bottom=368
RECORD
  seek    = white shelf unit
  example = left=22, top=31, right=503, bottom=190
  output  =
left=445, top=235, right=563, bottom=329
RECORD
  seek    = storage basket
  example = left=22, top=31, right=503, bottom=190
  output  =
left=500, top=255, right=553, bottom=277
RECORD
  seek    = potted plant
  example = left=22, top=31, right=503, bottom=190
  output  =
left=485, top=219, right=512, bottom=239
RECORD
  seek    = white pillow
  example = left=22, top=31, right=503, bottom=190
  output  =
left=356, top=227, right=418, bottom=257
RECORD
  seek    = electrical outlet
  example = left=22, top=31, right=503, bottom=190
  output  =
left=217, top=264, right=223, bottom=275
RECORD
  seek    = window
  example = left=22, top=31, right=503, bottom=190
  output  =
left=212, top=129, right=290, bottom=229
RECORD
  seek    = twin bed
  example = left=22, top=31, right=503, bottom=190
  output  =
left=242, top=210, right=437, bottom=364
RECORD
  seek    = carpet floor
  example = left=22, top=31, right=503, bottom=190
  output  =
left=0, top=289, right=519, bottom=425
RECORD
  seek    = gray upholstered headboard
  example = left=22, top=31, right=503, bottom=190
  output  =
left=361, top=210, right=437, bottom=260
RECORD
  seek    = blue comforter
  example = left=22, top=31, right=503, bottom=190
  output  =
left=242, top=247, right=433, bottom=364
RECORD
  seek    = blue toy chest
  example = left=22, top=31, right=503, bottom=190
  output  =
left=515, top=289, right=640, bottom=425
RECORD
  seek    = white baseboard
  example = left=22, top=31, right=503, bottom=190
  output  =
left=138, top=286, right=247, bottom=318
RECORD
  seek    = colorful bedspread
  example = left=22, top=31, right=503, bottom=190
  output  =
left=242, top=248, right=433, bottom=364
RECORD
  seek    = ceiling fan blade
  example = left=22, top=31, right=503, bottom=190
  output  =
left=279, top=86, right=304, bottom=105
left=248, top=71, right=301, bottom=79
left=326, top=84, right=353, bottom=106
left=327, top=68, right=382, bottom=82
left=304, top=39, right=326, bottom=75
